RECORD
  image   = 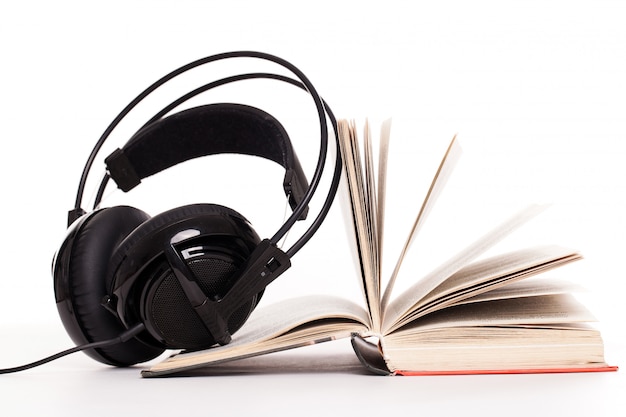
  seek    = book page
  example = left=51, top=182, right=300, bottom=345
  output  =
left=337, top=119, right=381, bottom=331
left=376, top=119, right=392, bottom=279
left=382, top=204, right=547, bottom=332
left=416, top=246, right=581, bottom=307
left=451, top=277, right=585, bottom=305
left=144, top=295, right=370, bottom=376
left=338, top=132, right=371, bottom=316
left=392, top=246, right=582, bottom=327
left=363, top=120, right=381, bottom=319
left=381, top=136, right=462, bottom=311
left=392, top=293, right=596, bottom=333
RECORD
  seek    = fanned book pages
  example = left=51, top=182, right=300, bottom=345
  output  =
left=142, top=119, right=616, bottom=377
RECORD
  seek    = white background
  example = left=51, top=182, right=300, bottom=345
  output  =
left=0, top=1, right=624, bottom=415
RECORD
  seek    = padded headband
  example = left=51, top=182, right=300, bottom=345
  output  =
left=104, top=103, right=309, bottom=218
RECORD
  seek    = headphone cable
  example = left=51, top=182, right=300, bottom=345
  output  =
left=0, top=323, right=146, bottom=375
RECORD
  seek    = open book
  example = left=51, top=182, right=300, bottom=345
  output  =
left=142, top=120, right=616, bottom=377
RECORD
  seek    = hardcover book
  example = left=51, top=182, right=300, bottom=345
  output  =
left=142, top=119, right=616, bottom=377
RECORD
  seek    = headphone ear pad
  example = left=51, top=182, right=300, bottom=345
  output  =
left=109, top=204, right=263, bottom=351
left=54, top=206, right=165, bottom=366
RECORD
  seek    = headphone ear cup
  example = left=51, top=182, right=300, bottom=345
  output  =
left=109, top=204, right=263, bottom=351
left=53, top=206, right=165, bottom=366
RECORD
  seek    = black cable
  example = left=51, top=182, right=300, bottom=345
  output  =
left=0, top=324, right=146, bottom=374
left=286, top=108, right=340, bottom=258
left=140, top=73, right=297, bottom=129
left=93, top=173, right=111, bottom=209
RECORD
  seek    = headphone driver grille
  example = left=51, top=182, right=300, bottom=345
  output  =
left=148, top=255, right=257, bottom=350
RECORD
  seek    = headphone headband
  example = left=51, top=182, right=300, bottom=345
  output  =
left=71, top=51, right=339, bottom=259
left=104, top=103, right=309, bottom=219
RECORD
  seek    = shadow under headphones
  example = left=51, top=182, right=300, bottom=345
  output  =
left=1, top=51, right=341, bottom=373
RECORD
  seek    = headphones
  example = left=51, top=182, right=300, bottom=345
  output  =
left=34, top=51, right=341, bottom=369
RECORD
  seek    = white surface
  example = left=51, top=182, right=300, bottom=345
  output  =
left=1, top=1, right=625, bottom=415
left=2, top=324, right=624, bottom=417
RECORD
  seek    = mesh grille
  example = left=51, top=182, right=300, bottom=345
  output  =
left=149, top=256, right=256, bottom=349
left=189, top=257, right=236, bottom=296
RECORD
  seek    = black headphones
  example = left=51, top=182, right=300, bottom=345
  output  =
left=37, top=51, right=341, bottom=369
